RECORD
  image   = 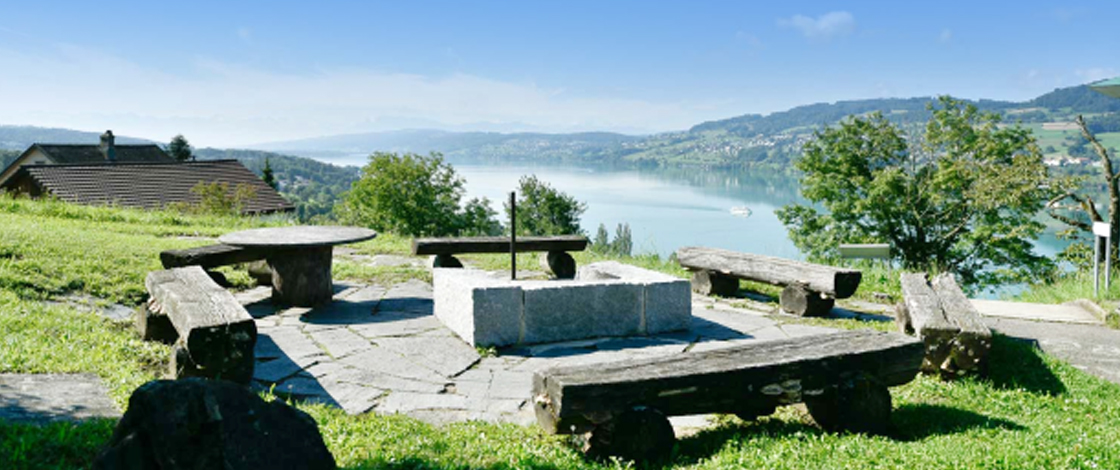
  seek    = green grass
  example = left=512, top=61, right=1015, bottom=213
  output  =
left=4, top=198, right=1120, bottom=469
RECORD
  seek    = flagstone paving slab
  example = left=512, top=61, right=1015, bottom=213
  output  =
left=244, top=279, right=843, bottom=428
left=0, top=374, right=119, bottom=424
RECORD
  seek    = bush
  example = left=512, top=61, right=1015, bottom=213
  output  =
left=337, top=152, right=500, bottom=236
left=169, top=181, right=257, bottom=216
left=505, top=175, right=586, bottom=236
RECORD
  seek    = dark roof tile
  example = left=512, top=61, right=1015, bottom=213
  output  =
left=11, top=160, right=293, bottom=214
left=35, top=144, right=173, bottom=164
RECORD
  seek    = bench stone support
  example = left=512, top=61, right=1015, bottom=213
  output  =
left=779, top=283, right=836, bottom=317
left=540, top=251, right=576, bottom=279
left=803, top=373, right=892, bottom=435
left=585, top=406, right=675, bottom=463
left=432, top=254, right=464, bottom=268
left=689, top=270, right=739, bottom=297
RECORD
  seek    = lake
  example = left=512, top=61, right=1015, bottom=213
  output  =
left=453, top=163, right=805, bottom=260
left=449, top=162, right=1070, bottom=264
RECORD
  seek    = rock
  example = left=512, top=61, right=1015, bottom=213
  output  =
left=93, top=378, right=336, bottom=470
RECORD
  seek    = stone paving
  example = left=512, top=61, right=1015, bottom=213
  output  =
left=239, top=276, right=839, bottom=425
left=0, top=373, right=120, bottom=424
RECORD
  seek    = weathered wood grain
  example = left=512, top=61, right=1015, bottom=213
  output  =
left=146, top=266, right=257, bottom=383
left=533, top=329, right=922, bottom=435
left=160, top=244, right=268, bottom=269
left=898, top=272, right=991, bottom=377
left=931, top=273, right=992, bottom=375
left=412, top=235, right=589, bottom=255
left=898, top=272, right=956, bottom=374
left=676, top=246, right=862, bottom=299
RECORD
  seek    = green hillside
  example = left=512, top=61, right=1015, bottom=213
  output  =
left=193, top=148, right=359, bottom=221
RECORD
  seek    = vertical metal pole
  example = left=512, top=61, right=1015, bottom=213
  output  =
left=510, top=191, right=516, bottom=281
left=1094, top=235, right=1101, bottom=297
left=1107, top=234, right=1113, bottom=293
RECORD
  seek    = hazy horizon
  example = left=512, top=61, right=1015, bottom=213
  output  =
left=1, top=1, right=1117, bottom=148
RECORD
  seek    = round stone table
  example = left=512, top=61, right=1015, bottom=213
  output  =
left=219, top=226, right=377, bottom=307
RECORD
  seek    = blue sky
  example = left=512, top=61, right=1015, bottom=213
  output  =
left=0, top=1, right=1116, bottom=146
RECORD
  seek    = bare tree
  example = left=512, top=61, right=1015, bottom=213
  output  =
left=1048, top=115, right=1119, bottom=265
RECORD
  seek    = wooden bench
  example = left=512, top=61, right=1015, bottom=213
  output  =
left=412, top=235, right=589, bottom=279
left=160, top=244, right=272, bottom=285
left=897, top=272, right=991, bottom=378
left=143, top=266, right=258, bottom=384
left=677, top=246, right=862, bottom=316
left=533, top=329, right=923, bottom=462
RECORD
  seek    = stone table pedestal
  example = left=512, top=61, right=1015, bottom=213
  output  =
left=220, top=226, right=377, bottom=307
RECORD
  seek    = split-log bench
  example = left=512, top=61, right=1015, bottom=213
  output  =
left=897, top=272, right=991, bottom=378
left=160, top=244, right=273, bottom=285
left=143, top=265, right=257, bottom=384
left=677, top=246, right=862, bottom=316
left=412, top=235, right=589, bottom=279
left=533, top=329, right=923, bottom=462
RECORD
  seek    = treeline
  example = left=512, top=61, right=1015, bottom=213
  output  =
left=193, top=148, right=358, bottom=221
left=1, top=149, right=19, bottom=170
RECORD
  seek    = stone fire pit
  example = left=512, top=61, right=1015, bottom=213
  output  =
left=433, top=261, right=691, bottom=347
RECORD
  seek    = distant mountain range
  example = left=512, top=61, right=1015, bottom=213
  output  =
left=246, top=83, right=1120, bottom=169
left=4, top=83, right=1118, bottom=171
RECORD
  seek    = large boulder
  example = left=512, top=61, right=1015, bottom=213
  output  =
left=94, top=378, right=335, bottom=470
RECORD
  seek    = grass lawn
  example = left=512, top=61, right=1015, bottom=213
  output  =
left=2, top=197, right=1120, bottom=469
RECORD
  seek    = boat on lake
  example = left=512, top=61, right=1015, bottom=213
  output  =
left=730, top=206, right=752, bottom=217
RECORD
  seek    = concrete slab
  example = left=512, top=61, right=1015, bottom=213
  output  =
left=971, top=299, right=1103, bottom=325
left=986, top=316, right=1120, bottom=384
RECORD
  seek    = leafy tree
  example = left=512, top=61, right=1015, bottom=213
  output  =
left=592, top=223, right=610, bottom=253
left=505, top=175, right=587, bottom=236
left=611, top=223, right=633, bottom=256
left=776, top=97, right=1054, bottom=287
left=168, top=135, right=193, bottom=162
left=261, top=158, right=278, bottom=190
left=337, top=152, right=498, bottom=236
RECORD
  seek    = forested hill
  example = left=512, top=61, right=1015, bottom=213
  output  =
left=251, top=83, right=1120, bottom=170
left=193, top=148, right=359, bottom=221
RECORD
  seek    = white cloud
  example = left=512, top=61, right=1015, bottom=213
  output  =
left=939, top=29, right=952, bottom=43
left=236, top=27, right=252, bottom=41
left=0, top=44, right=722, bottom=147
left=778, top=11, right=855, bottom=41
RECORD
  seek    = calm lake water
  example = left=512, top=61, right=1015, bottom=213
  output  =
left=452, top=163, right=806, bottom=260
left=448, top=162, right=1071, bottom=298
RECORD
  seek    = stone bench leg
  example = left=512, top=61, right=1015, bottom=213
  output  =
left=268, top=247, right=333, bottom=307
left=540, top=251, right=576, bottom=279
left=690, top=270, right=738, bottom=297
left=432, top=254, right=464, bottom=268
left=779, top=283, right=835, bottom=317
left=804, top=373, right=892, bottom=435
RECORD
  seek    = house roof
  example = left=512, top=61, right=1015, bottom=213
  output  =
left=5, top=160, right=294, bottom=214
left=33, top=144, right=173, bottom=164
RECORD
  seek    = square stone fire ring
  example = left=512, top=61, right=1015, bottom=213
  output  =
left=433, top=261, right=691, bottom=347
